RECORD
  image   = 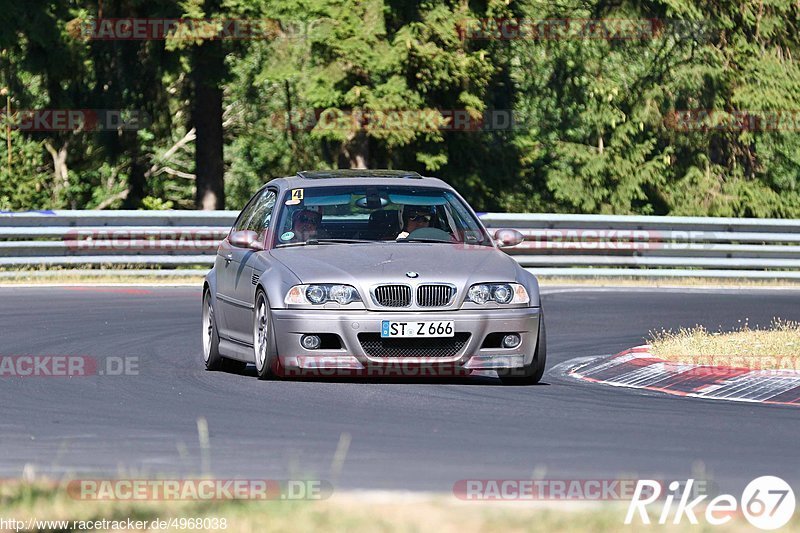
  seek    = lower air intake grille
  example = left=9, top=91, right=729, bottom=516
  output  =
left=358, top=333, right=470, bottom=358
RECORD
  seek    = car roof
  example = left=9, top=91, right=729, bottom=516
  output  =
left=297, top=169, right=423, bottom=180
left=263, top=170, right=453, bottom=191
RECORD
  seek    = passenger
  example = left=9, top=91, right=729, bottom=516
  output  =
left=396, top=205, right=434, bottom=240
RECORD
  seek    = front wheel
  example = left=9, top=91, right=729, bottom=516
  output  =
left=203, top=290, right=247, bottom=373
left=499, top=316, right=546, bottom=386
left=202, top=290, right=223, bottom=370
left=253, top=290, right=278, bottom=380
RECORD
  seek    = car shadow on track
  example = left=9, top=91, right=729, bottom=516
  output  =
left=215, top=363, right=550, bottom=387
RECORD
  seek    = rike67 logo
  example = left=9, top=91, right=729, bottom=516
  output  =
left=626, top=476, right=796, bottom=530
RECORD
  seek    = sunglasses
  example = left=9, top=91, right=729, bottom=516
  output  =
left=296, top=214, right=319, bottom=224
left=408, top=214, right=431, bottom=222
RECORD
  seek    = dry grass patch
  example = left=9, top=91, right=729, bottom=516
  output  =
left=649, top=319, right=800, bottom=370
left=2, top=481, right=797, bottom=532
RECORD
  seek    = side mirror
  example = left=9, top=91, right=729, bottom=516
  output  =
left=494, top=228, right=525, bottom=248
left=229, top=230, right=264, bottom=250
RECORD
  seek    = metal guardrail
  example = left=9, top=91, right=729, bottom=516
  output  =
left=2, top=210, right=800, bottom=278
left=0, top=210, right=237, bottom=267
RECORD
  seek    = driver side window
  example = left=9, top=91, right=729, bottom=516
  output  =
left=232, top=189, right=277, bottom=236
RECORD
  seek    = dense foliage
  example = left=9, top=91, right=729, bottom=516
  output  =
left=1, top=0, right=798, bottom=215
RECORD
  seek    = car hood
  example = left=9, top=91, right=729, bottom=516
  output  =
left=269, top=243, right=520, bottom=287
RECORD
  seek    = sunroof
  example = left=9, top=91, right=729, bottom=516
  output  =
left=296, top=170, right=423, bottom=180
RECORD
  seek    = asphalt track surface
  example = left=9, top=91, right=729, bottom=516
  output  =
left=1, top=286, right=799, bottom=494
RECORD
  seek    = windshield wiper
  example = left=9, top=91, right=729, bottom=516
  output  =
left=276, top=238, right=373, bottom=248
left=310, top=238, right=373, bottom=244
left=397, top=237, right=490, bottom=245
left=396, top=237, right=455, bottom=244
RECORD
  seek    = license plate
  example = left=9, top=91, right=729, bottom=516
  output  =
left=381, top=320, right=454, bottom=338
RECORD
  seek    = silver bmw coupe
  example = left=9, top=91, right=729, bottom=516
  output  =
left=203, top=170, right=545, bottom=384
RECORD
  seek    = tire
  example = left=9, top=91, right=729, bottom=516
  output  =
left=203, top=289, right=225, bottom=371
left=499, top=315, right=546, bottom=386
left=203, top=290, right=247, bottom=373
left=253, top=290, right=278, bottom=380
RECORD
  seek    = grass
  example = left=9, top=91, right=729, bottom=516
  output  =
left=0, top=274, right=205, bottom=285
left=0, top=265, right=205, bottom=285
left=538, top=275, right=800, bottom=288
left=649, top=318, right=800, bottom=370
left=1, top=481, right=796, bottom=532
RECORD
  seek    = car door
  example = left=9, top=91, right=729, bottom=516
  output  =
left=216, top=188, right=271, bottom=340
left=226, top=188, right=278, bottom=344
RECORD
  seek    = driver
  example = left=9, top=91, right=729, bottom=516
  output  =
left=396, top=205, right=434, bottom=240
left=290, top=208, right=322, bottom=242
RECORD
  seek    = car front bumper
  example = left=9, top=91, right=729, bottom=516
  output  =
left=271, top=306, right=542, bottom=377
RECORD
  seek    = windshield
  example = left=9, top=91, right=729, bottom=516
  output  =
left=272, top=185, right=492, bottom=247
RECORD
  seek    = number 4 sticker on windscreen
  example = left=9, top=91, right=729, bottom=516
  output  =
left=286, top=189, right=304, bottom=205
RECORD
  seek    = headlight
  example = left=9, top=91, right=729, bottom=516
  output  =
left=306, top=285, right=326, bottom=304
left=328, top=284, right=357, bottom=305
left=493, top=285, right=512, bottom=304
left=466, top=283, right=529, bottom=305
left=285, top=284, right=362, bottom=305
left=467, top=284, right=491, bottom=304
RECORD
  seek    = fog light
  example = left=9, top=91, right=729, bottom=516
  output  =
left=301, top=335, right=322, bottom=350
left=502, top=334, right=521, bottom=348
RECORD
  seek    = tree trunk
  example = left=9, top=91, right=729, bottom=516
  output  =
left=44, top=140, right=69, bottom=206
left=340, top=130, right=369, bottom=169
left=123, top=132, right=148, bottom=209
left=192, top=1, right=225, bottom=210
